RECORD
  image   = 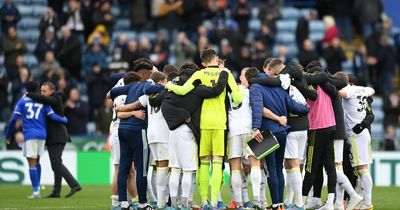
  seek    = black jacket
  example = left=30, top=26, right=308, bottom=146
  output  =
left=150, top=71, right=229, bottom=142
left=26, top=92, right=70, bottom=145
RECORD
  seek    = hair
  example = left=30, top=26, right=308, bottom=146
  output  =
left=305, top=60, right=322, bottom=72
left=41, top=81, right=55, bottom=92
left=244, top=67, right=260, bottom=81
left=263, top=57, right=275, bottom=68
left=268, top=58, right=284, bottom=70
left=200, top=48, right=217, bottom=63
left=167, top=71, right=178, bottom=81
left=347, top=74, right=358, bottom=85
left=163, top=64, right=179, bottom=78
left=123, top=72, right=141, bottom=84
left=180, top=62, right=200, bottom=72
left=26, top=81, right=39, bottom=93
left=334, top=71, right=349, bottom=84
left=150, top=71, right=167, bottom=84
left=132, top=58, right=153, bottom=72
left=323, top=15, right=336, bottom=28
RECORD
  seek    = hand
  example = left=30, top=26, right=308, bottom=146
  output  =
left=253, top=129, right=263, bottom=143
left=277, top=116, right=287, bottom=126
left=6, top=139, right=11, bottom=145
left=15, top=43, right=22, bottom=50
left=132, top=110, right=146, bottom=120
left=115, top=105, right=124, bottom=112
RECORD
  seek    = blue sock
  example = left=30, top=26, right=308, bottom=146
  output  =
left=29, top=168, right=39, bottom=193
left=36, top=163, right=41, bottom=186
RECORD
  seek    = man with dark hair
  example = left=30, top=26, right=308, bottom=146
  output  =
left=163, top=64, right=179, bottom=78
left=5, top=81, right=68, bottom=199
left=26, top=81, right=81, bottom=198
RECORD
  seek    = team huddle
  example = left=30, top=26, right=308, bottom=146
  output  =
left=5, top=48, right=375, bottom=210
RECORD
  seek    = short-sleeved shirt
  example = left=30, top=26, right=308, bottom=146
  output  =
left=109, top=78, right=126, bottom=136
left=139, top=95, right=169, bottom=144
left=228, top=88, right=252, bottom=137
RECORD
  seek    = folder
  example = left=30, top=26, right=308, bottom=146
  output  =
left=247, top=130, right=280, bottom=160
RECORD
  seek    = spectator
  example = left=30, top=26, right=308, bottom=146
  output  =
left=354, top=0, right=383, bottom=38
left=65, top=0, right=85, bottom=37
left=323, top=37, right=346, bottom=74
left=181, top=0, right=203, bottom=41
left=295, top=10, right=317, bottom=51
left=258, top=0, right=280, bottom=33
left=57, top=70, right=77, bottom=96
left=149, top=42, right=168, bottom=70
left=139, top=38, right=152, bottom=58
left=173, top=32, right=196, bottom=68
left=3, top=26, right=27, bottom=80
left=377, top=35, right=396, bottom=95
left=122, top=40, right=143, bottom=70
left=0, top=72, right=8, bottom=121
left=109, top=34, right=129, bottom=71
left=237, top=46, right=253, bottom=72
left=86, top=63, right=110, bottom=119
left=81, top=0, right=95, bottom=41
left=5, top=118, right=23, bottom=150
left=365, top=28, right=381, bottom=87
left=34, top=28, right=58, bottom=63
left=232, top=0, right=251, bottom=36
left=353, top=44, right=369, bottom=86
left=0, top=0, right=21, bottom=34
left=321, top=16, right=339, bottom=45
left=92, top=0, right=115, bottom=35
left=276, top=45, right=291, bottom=64
left=58, top=26, right=82, bottom=80
left=129, top=0, right=148, bottom=32
left=252, top=39, right=269, bottom=68
left=48, top=0, right=64, bottom=22
left=11, top=67, right=30, bottom=106
left=219, top=38, right=240, bottom=74
left=204, top=0, right=225, bottom=27
left=87, top=24, right=110, bottom=49
left=64, top=88, right=89, bottom=135
left=38, top=51, right=61, bottom=78
left=38, top=64, right=59, bottom=86
left=194, top=35, right=210, bottom=68
left=257, top=23, right=275, bottom=51
left=39, top=7, right=61, bottom=36
left=332, top=0, right=353, bottom=43
left=83, top=44, right=108, bottom=74
left=298, top=39, right=319, bottom=68
left=155, top=0, right=183, bottom=34
left=95, top=98, right=113, bottom=135
left=381, top=92, right=400, bottom=151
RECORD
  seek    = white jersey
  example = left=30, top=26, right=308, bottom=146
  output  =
left=138, top=95, right=169, bottom=144
left=228, top=87, right=252, bottom=137
left=341, top=85, right=374, bottom=135
left=289, top=85, right=306, bottom=105
left=109, top=79, right=126, bottom=144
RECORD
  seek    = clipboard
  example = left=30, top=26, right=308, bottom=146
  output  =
left=247, top=130, right=280, bottom=160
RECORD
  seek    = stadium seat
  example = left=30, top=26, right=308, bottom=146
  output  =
left=112, top=31, right=137, bottom=42
left=309, top=20, right=325, bottom=33
left=33, top=5, right=47, bottom=16
left=18, top=5, right=33, bottom=16
left=138, top=31, right=157, bottom=41
left=111, top=7, right=120, bottom=17
left=309, top=32, right=324, bottom=42
left=115, top=19, right=130, bottom=30
left=19, top=30, right=39, bottom=42
left=276, top=32, right=295, bottom=44
left=342, top=60, right=353, bottom=73
left=24, top=54, right=38, bottom=68
left=281, top=7, right=300, bottom=20
left=276, top=20, right=297, bottom=32
left=251, top=7, right=259, bottom=19
left=249, top=19, right=262, bottom=31
left=373, top=109, right=384, bottom=123
left=372, top=96, right=383, bottom=109
left=18, top=18, right=40, bottom=30
left=299, top=9, right=310, bottom=17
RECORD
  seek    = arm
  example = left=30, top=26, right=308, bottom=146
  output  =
left=319, top=81, right=337, bottom=98
left=5, top=114, right=20, bottom=140
left=292, top=79, right=317, bottom=101
left=262, top=107, right=287, bottom=126
left=193, top=71, right=229, bottom=98
left=304, top=71, right=329, bottom=85
left=250, top=85, right=263, bottom=130
left=328, top=76, right=347, bottom=90
left=285, top=95, right=309, bottom=115
left=248, top=76, right=281, bottom=87
left=353, top=97, right=374, bottom=134
left=117, top=110, right=146, bottom=120
left=166, top=71, right=200, bottom=95
left=26, top=93, right=59, bottom=106
left=115, top=100, right=142, bottom=112
left=149, top=90, right=167, bottom=107
left=109, top=72, right=125, bottom=83
left=110, top=84, right=131, bottom=100
left=227, top=73, right=244, bottom=104
left=47, top=106, right=68, bottom=124
left=143, top=82, right=165, bottom=95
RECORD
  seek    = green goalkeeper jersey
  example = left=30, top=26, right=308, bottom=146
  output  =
left=166, top=66, right=243, bottom=130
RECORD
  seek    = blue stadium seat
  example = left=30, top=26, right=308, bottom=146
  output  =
left=25, top=54, right=38, bottom=68
left=272, top=44, right=298, bottom=58
left=27, top=43, right=36, bottom=52
left=249, top=19, right=261, bottom=31
left=309, top=20, right=325, bottom=33
left=342, top=60, right=353, bottom=73
left=115, top=19, right=130, bottom=30
left=111, top=7, right=120, bottom=17
left=276, top=20, right=297, bottom=32
left=299, top=9, right=310, bottom=17
left=251, top=7, right=259, bottom=19
left=372, top=96, right=383, bottom=109
left=112, top=31, right=137, bottom=42
left=19, top=30, right=39, bottom=42
left=18, top=5, right=33, bottom=16
left=276, top=32, right=295, bottom=44
left=18, top=18, right=40, bottom=30
left=281, top=7, right=300, bottom=20
left=33, top=5, right=47, bottom=16
left=309, top=32, right=324, bottom=42
left=12, top=0, right=30, bottom=5
left=373, top=110, right=384, bottom=123
left=138, top=31, right=157, bottom=41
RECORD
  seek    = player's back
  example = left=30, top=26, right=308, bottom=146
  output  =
left=16, top=97, right=51, bottom=140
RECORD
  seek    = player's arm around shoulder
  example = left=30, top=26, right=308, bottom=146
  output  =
left=227, top=72, right=244, bottom=104
left=166, top=71, right=200, bottom=95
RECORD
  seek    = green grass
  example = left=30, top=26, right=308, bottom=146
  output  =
left=0, top=184, right=399, bottom=209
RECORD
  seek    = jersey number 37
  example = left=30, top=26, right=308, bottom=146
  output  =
left=25, top=103, right=43, bottom=120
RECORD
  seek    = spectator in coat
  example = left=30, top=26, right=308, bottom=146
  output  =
left=81, top=0, right=95, bottom=41
left=38, top=51, right=61, bottom=78
left=34, top=28, right=58, bottom=63
left=129, top=0, right=148, bottom=32
left=232, top=0, right=251, bottom=36
left=181, top=0, right=203, bottom=41
left=323, top=38, right=346, bottom=74
left=155, top=0, right=183, bottom=33
left=64, top=88, right=89, bottom=135
left=353, top=44, right=369, bottom=86
left=3, top=26, right=27, bottom=80
left=0, top=0, right=21, bottom=34
left=0, top=72, right=9, bottom=121
left=86, top=63, right=110, bottom=119
left=65, top=0, right=85, bottom=37
left=122, top=40, right=143, bottom=70
left=92, top=0, right=115, bottom=35
left=298, top=39, right=319, bottom=68
left=95, top=98, right=113, bottom=135
left=377, top=35, right=396, bottom=95
left=48, top=0, right=64, bottom=22
left=295, top=10, right=317, bottom=51
left=173, top=32, right=196, bottom=68
left=11, top=67, right=30, bottom=106
left=87, top=24, right=110, bottom=49
left=354, top=0, right=383, bottom=38
left=332, top=0, right=353, bottom=43
left=39, top=7, right=61, bottom=36
left=58, top=26, right=82, bottom=81
left=322, top=16, right=339, bottom=45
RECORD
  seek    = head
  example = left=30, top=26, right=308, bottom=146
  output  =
left=220, top=39, right=232, bottom=55
left=123, top=72, right=141, bottom=84
left=163, top=64, right=179, bottom=81
left=45, top=28, right=55, bottom=40
left=239, top=67, right=250, bottom=88
left=16, top=55, right=24, bottom=67
left=198, top=36, right=209, bottom=50
left=244, top=67, right=260, bottom=81
left=334, top=71, right=349, bottom=85
left=200, top=48, right=219, bottom=66
left=19, top=67, right=29, bottom=82
left=68, top=88, right=80, bottom=102
left=40, top=82, right=55, bottom=96
left=331, top=37, right=341, bottom=48
left=128, top=40, right=138, bottom=52
left=139, top=38, right=151, bottom=50
left=45, top=7, right=55, bottom=17
left=45, top=51, right=55, bottom=62
left=305, top=60, right=322, bottom=72
left=278, top=45, right=287, bottom=56
left=308, top=10, right=318, bottom=20
left=303, top=39, right=313, bottom=51
left=100, top=0, right=111, bottom=11
left=180, top=62, right=200, bottom=72
left=268, top=58, right=285, bottom=75
left=26, top=81, right=39, bottom=94
left=262, top=57, right=275, bottom=73
left=323, top=15, right=336, bottom=28
left=150, top=71, right=167, bottom=85
left=177, top=31, right=188, bottom=43
left=347, top=74, right=358, bottom=85
left=359, top=44, right=367, bottom=55
left=132, top=58, right=153, bottom=80
left=7, top=26, right=16, bottom=38
left=61, top=26, right=71, bottom=38
left=174, top=63, right=201, bottom=85
left=240, top=47, right=251, bottom=58
left=117, top=34, right=128, bottom=45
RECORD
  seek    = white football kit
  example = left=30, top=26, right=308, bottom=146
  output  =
left=109, top=78, right=125, bottom=165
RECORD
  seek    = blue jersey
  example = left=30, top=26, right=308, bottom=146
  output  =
left=5, top=96, right=68, bottom=141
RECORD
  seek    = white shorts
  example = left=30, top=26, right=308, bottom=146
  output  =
left=349, top=129, right=372, bottom=167
left=149, top=142, right=169, bottom=162
left=284, top=130, right=307, bottom=163
left=109, top=131, right=120, bottom=165
left=227, top=133, right=254, bottom=159
left=169, top=124, right=198, bottom=171
left=334, top=139, right=344, bottom=163
left=22, top=140, right=45, bottom=158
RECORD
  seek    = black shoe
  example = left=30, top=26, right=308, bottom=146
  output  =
left=65, top=186, right=82, bottom=198
left=46, top=193, right=60, bottom=198
left=138, top=204, right=154, bottom=210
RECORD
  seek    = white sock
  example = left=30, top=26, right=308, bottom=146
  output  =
left=335, top=184, right=344, bottom=205
left=169, top=168, right=181, bottom=198
left=284, top=169, right=293, bottom=206
left=182, top=171, right=193, bottom=199
left=260, top=169, right=267, bottom=203
left=307, top=187, right=314, bottom=201
left=231, top=170, right=243, bottom=203
left=326, top=193, right=335, bottom=205
left=146, top=169, right=157, bottom=201
left=242, top=175, right=249, bottom=203
left=250, top=167, right=262, bottom=201
left=291, top=167, right=303, bottom=207
left=218, top=193, right=223, bottom=202
left=152, top=170, right=157, bottom=198
left=189, top=172, right=196, bottom=203
left=156, top=167, right=169, bottom=208
left=111, top=195, right=119, bottom=207
left=121, top=201, right=129, bottom=208
left=336, top=168, right=357, bottom=197
left=359, top=169, right=372, bottom=206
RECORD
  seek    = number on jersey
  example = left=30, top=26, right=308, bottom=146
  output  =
left=25, top=103, right=43, bottom=119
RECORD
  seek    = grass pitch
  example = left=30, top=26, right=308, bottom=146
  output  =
left=0, top=184, right=399, bottom=209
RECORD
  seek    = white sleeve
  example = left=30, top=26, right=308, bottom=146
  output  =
left=363, top=87, right=375, bottom=97
left=342, top=86, right=354, bottom=99
left=138, top=95, right=148, bottom=107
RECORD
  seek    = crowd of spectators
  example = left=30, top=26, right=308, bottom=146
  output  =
left=0, top=0, right=399, bottom=144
